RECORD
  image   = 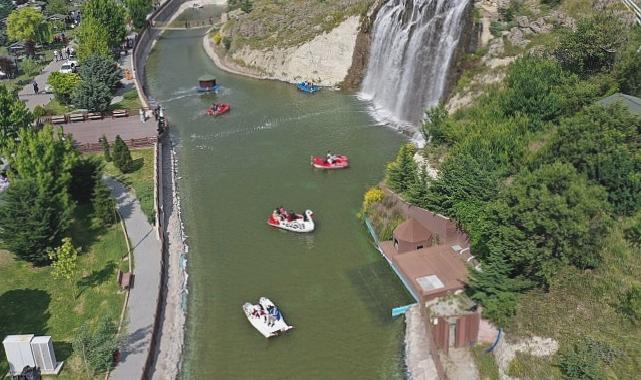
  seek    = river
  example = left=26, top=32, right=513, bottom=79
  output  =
left=144, top=9, right=412, bottom=379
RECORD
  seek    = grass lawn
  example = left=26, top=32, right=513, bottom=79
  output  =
left=42, top=98, right=70, bottom=116
left=0, top=204, right=128, bottom=379
left=506, top=223, right=641, bottom=378
left=92, top=148, right=155, bottom=224
left=471, top=344, right=500, bottom=380
left=110, top=88, right=142, bottom=112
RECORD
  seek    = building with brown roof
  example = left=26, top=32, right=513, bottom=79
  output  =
left=393, top=218, right=433, bottom=253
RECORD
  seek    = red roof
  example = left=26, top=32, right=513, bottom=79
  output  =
left=394, top=218, right=432, bottom=243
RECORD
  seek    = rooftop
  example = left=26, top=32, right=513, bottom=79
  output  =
left=394, top=217, right=432, bottom=243
left=597, top=93, right=641, bottom=117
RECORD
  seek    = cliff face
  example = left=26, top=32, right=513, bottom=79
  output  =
left=342, top=0, right=386, bottom=90
left=443, top=0, right=481, bottom=103
left=223, top=16, right=361, bottom=86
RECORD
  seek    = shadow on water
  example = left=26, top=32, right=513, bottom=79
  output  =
left=0, top=289, right=51, bottom=374
left=346, top=259, right=414, bottom=326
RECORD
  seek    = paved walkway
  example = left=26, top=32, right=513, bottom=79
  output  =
left=58, top=116, right=157, bottom=144
left=106, top=178, right=162, bottom=380
left=17, top=57, right=66, bottom=110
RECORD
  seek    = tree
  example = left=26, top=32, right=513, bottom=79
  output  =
left=73, top=315, right=120, bottom=377
left=78, top=54, right=122, bottom=91
left=500, top=56, right=575, bottom=126
left=112, top=135, right=133, bottom=173
left=76, top=17, right=111, bottom=61
left=385, top=143, right=417, bottom=193
left=0, top=179, right=63, bottom=264
left=421, top=104, right=450, bottom=145
left=92, top=181, right=116, bottom=226
left=614, top=29, right=641, bottom=97
left=82, top=0, right=127, bottom=49
left=125, top=0, right=152, bottom=30
left=48, top=237, right=79, bottom=298
left=70, top=156, right=101, bottom=203
left=45, top=0, right=69, bottom=16
left=542, top=105, right=641, bottom=215
left=481, top=163, right=610, bottom=285
left=18, top=58, right=39, bottom=77
left=48, top=72, right=81, bottom=105
left=6, top=7, right=51, bottom=46
left=406, top=166, right=429, bottom=207
left=0, top=127, right=77, bottom=264
left=72, top=80, right=112, bottom=112
left=0, top=84, right=33, bottom=142
left=100, top=135, right=112, bottom=162
left=555, top=12, right=627, bottom=77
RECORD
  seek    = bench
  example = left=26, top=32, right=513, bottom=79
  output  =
left=88, top=112, right=103, bottom=120
left=69, top=113, right=85, bottom=122
left=112, top=109, right=129, bottom=118
left=117, top=270, right=134, bottom=290
left=51, top=115, right=66, bottom=124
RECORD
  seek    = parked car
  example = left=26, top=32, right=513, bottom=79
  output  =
left=59, top=60, right=78, bottom=74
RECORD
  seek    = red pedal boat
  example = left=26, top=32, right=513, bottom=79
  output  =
left=311, top=154, right=349, bottom=169
left=207, top=103, right=231, bottom=116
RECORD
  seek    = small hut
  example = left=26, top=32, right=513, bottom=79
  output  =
left=197, top=74, right=218, bottom=92
left=393, top=218, right=433, bottom=254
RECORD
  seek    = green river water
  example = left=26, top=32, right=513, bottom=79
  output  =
left=145, top=9, right=412, bottom=379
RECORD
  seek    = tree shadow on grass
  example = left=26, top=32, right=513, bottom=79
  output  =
left=129, top=158, right=144, bottom=173
left=76, top=261, right=117, bottom=296
left=0, top=289, right=51, bottom=374
left=69, top=204, right=107, bottom=256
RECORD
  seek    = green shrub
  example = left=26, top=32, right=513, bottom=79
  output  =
left=112, top=135, right=133, bottom=173
left=19, top=58, right=40, bottom=77
left=558, top=343, right=605, bottom=380
left=619, top=285, right=641, bottom=323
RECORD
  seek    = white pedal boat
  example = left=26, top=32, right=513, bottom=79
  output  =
left=267, top=209, right=315, bottom=233
left=242, top=297, right=294, bottom=338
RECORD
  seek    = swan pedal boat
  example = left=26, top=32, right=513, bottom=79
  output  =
left=311, top=155, right=349, bottom=169
left=267, top=209, right=315, bottom=233
left=296, top=82, right=320, bottom=94
left=207, top=103, right=231, bottom=116
left=242, top=297, right=294, bottom=338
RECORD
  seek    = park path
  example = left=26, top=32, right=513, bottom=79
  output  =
left=106, top=178, right=162, bottom=380
left=17, top=57, right=66, bottom=110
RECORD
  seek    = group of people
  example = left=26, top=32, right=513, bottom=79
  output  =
left=210, top=103, right=224, bottom=113
left=53, top=46, right=74, bottom=62
left=249, top=305, right=278, bottom=327
left=272, top=207, right=304, bottom=223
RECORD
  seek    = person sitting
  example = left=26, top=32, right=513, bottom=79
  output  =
left=326, top=151, right=335, bottom=164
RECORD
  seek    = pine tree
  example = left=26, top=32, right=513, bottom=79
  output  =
left=100, top=135, right=111, bottom=162
left=112, top=135, right=132, bottom=173
left=385, top=143, right=417, bottom=193
left=406, top=166, right=429, bottom=207
left=92, top=181, right=116, bottom=226
left=0, top=179, right=69, bottom=264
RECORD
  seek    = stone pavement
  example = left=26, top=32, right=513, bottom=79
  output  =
left=17, top=57, right=66, bottom=110
left=106, top=178, right=162, bottom=380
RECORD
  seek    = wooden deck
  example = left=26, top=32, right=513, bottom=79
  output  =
left=53, top=115, right=159, bottom=147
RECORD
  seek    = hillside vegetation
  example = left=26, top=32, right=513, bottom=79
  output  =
left=222, top=0, right=373, bottom=51
left=379, top=0, right=641, bottom=377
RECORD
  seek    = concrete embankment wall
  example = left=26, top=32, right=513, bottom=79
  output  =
left=128, top=0, right=187, bottom=378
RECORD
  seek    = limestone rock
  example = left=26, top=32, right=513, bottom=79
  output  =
left=487, top=37, right=505, bottom=57
left=507, top=27, right=528, bottom=47
left=529, top=17, right=552, bottom=34
left=516, top=15, right=529, bottom=29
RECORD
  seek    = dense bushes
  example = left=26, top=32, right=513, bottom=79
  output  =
left=380, top=12, right=641, bottom=325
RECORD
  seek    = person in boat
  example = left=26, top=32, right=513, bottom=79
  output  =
left=326, top=151, right=336, bottom=164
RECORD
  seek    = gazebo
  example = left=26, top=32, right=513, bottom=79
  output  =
left=393, top=218, right=433, bottom=254
left=197, top=74, right=219, bottom=92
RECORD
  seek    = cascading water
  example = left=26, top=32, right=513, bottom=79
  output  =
left=361, top=0, right=470, bottom=133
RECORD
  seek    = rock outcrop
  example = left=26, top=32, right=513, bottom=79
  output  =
left=216, top=16, right=361, bottom=86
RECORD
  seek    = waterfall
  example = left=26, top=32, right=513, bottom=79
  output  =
left=361, top=0, right=470, bottom=133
